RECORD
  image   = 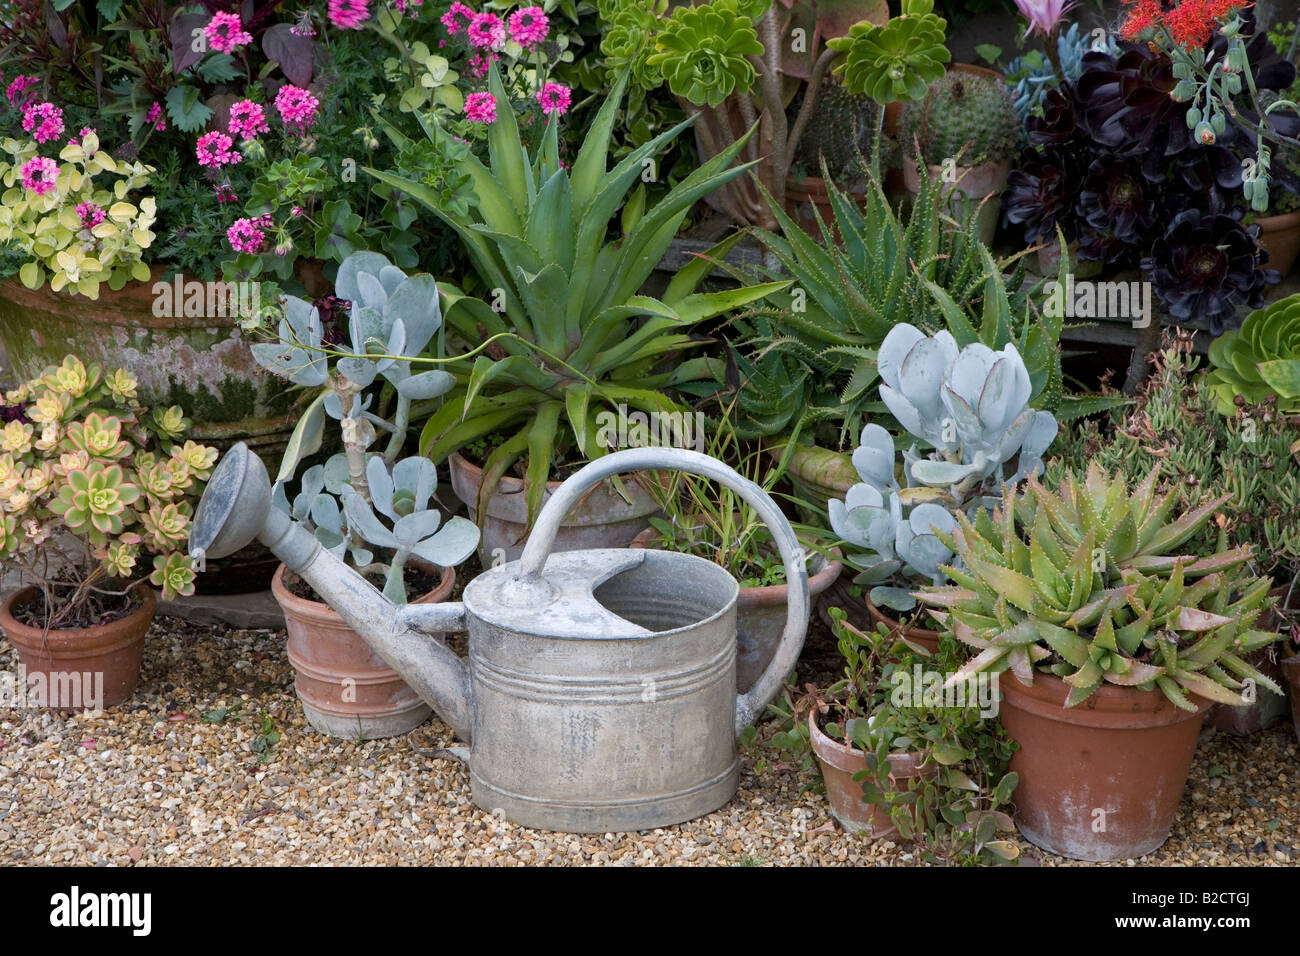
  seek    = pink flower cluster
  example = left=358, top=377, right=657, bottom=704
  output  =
left=536, top=82, right=570, bottom=117
left=464, top=91, right=497, bottom=124
left=196, top=131, right=242, bottom=169
left=20, top=156, right=58, bottom=197
left=228, top=100, right=269, bottom=141
left=227, top=214, right=274, bottom=254
left=5, top=75, right=37, bottom=107
left=508, top=7, right=549, bottom=48
left=445, top=4, right=549, bottom=49
left=441, top=2, right=475, bottom=35
left=275, top=85, right=319, bottom=133
left=467, top=12, right=506, bottom=51
left=146, top=101, right=167, bottom=132
left=21, top=102, right=64, bottom=144
left=67, top=126, right=95, bottom=147
left=328, top=0, right=370, bottom=30
left=204, top=12, right=253, bottom=54
left=76, top=202, right=106, bottom=229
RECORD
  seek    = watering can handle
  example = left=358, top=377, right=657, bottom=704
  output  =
left=518, top=447, right=810, bottom=738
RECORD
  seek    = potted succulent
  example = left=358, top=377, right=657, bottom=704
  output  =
left=920, top=464, right=1282, bottom=860
left=1050, top=336, right=1300, bottom=735
left=769, top=608, right=1019, bottom=863
left=1205, top=292, right=1300, bottom=414
left=627, top=419, right=842, bottom=693
left=365, top=68, right=785, bottom=561
left=900, top=70, right=1022, bottom=245
left=0, top=355, right=217, bottom=708
left=252, top=251, right=480, bottom=739
left=828, top=322, right=1058, bottom=645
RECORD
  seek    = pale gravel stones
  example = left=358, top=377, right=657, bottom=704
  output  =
left=0, top=616, right=1294, bottom=866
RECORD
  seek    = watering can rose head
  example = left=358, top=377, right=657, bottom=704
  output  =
left=831, top=323, right=1057, bottom=612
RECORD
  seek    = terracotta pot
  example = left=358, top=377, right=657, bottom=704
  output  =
left=768, top=441, right=857, bottom=521
left=817, top=576, right=943, bottom=653
left=1, top=584, right=156, bottom=709
left=0, top=268, right=301, bottom=456
left=808, top=711, right=934, bottom=837
left=998, top=672, right=1207, bottom=861
left=1205, top=585, right=1297, bottom=735
left=447, top=451, right=663, bottom=565
left=273, top=563, right=455, bottom=739
left=787, top=175, right=874, bottom=239
left=1253, top=209, right=1300, bottom=279
left=901, top=155, right=1012, bottom=247
left=949, top=63, right=1004, bottom=82
left=1283, top=655, right=1300, bottom=747
left=630, top=525, right=843, bottom=692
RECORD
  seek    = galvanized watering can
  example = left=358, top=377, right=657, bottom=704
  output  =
left=189, top=445, right=809, bottom=832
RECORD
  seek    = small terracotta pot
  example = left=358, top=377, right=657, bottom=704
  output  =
left=817, top=577, right=943, bottom=654
left=1282, top=655, right=1300, bottom=748
left=901, top=155, right=1012, bottom=247
left=447, top=452, right=663, bottom=565
left=787, top=175, right=871, bottom=238
left=1, top=584, right=156, bottom=709
left=273, top=563, right=455, bottom=739
left=998, top=672, right=1206, bottom=861
left=630, top=525, right=843, bottom=692
left=808, top=711, right=933, bottom=837
left=1254, top=209, right=1300, bottom=279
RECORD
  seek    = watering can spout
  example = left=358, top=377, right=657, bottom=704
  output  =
left=188, top=444, right=476, bottom=742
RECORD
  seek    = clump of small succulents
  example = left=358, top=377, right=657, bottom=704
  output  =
left=830, top=323, right=1057, bottom=611
left=0, top=356, right=218, bottom=626
left=0, top=130, right=156, bottom=299
left=920, top=463, right=1282, bottom=711
left=255, top=251, right=479, bottom=603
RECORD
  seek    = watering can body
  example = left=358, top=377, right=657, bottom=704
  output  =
left=190, top=446, right=809, bottom=833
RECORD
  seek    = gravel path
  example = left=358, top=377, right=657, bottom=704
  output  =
left=0, top=615, right=1296, bottom=867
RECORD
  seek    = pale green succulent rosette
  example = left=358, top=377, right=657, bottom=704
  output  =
left=1206, top=293, right=1300, bottom=415
left=646, top=0, right=766, bottom=108
left=828, top=0, right=949, bottom=105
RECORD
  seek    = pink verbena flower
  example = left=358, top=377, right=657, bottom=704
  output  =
left=465, top=91, right=497, bottom=124
left=76, top=202, right=106, bottom=229
left=536, top=82, right=571, bottom=117
left=67, top=126, right=95, bottom=147
left=146, top=101, right=167, bottom=131
left=214, top=183, right=238, bottom=204
left=21, top=102, right=64, bottom=144
left=204, top=12, right=253, bottom=54
left=20, top=157, right=58, bottom=196
left=468, top=52, right=499, bottom=77
left=441, top=2, right=475, bottom=35
left=328, top=0, right=370, bottom=29
left=227, top=215, right=273, bottom=254
left=467, top=12, right=506, bottom=51
left=508, top=6, right=548, bottom=48
left=228, top=100, right=269, bottom=141
left=196, top=131, right=242, bottom=168
left=6, top=75, right=38, bottom=106
left=275, top=85, right=320, bottom=133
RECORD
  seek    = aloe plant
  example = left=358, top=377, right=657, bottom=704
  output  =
left=830, top=324, right=1057, bottom=611
left=365, top=68, right=786, bottom=525
left=919, top=464, right=1283, bottom=711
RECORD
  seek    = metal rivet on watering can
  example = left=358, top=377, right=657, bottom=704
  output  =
left=190, top=445, right=809, bottom=833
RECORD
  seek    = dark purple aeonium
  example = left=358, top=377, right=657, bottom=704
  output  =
left=1141, top=210, right=1278, bottom=336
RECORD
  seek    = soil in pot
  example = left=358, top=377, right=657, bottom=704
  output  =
left=1, top=583, right=155, bottom=709
left=273, top=562, right=455, bottom=740
left=997, top=672, right=1206, bottom=861
left=807, top=711, right=933, bottom=837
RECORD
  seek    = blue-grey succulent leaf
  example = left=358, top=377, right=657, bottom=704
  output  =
left=855, top=559, right=903, bottom=586
left=282, top=296, right=321, bottom=348
left=271, top=480, right=290, bottom=516
left=383, top=274, right=442, bottom=355
left=878, top=384, right=928, bottom=441
left=356, top=270, right=390, bottom=314
left=393, top=510, right=443, bottom=549
left=870, top=585, right=918, bottom=612
left=851, top=423, right=896, bottom=487
left=316, top=526, right=346, bottom=558
left=337, top=356, right=378, bottom=388
left=366, top=456, right=397, bottom=520
left=877, top=323, right=927, bottom=392
left=310, top=493, right=342, bottom=535
left=392, top=456, right=437, bottom=510
left=349, top=546, right=374, bottom=568
left=299, top=464, right=325, bottom=503
left=939, top=381, right=983, bottom=448
left=909, top=502, right=956, bottom=538
left=910, top=458, right=982, bottom=486
left=377, top=264, right=407, bottom=296
left=322, top=453, right=351, bottom=495
left=897, top=334, right=954, bottom=428
left=350, top=305, right=387, bottom=354
left=343, top=493, right=399, bottom=549
left=411, top=515, right=480, bottom=567
left=395, top=369, right=457, bottom=401
left=335, top=252, right=392, bottom=302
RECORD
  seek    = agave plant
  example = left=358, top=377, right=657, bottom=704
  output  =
left=1205, top=292, right=1300, bottom=414
left=919, top=464, right=1282, bottom=710
left=830, top=324, right=1058, bottom=611
left=365, top=68, right=786, bottom=525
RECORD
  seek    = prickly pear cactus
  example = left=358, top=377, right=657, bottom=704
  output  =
left=902, top=71, right=1020, bottom=167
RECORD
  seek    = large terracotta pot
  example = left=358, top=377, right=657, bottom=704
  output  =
left=808, top=711, right=934, bottom=837
left=447, top=451, right=663, bottom=565
left=273, top=563, right=455, bottom=740
left=630, top=526, right=843, bottom=692
left=1283, top=655, right=1300, bottom=747
left=998, top=673, right=1206, bottom=861
left=0, top=267, right=300, bottom=456
left=1254, top=209, right=1300, bottom=279
left=1, top=584, right=156, bottom=709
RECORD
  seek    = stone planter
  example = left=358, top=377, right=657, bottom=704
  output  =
left=1, top=584, right=155, bottom=709
left=272, top=564, right=455, bottom=740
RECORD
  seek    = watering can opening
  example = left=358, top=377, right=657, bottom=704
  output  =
left=591, top=550, right=739, bottom=637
